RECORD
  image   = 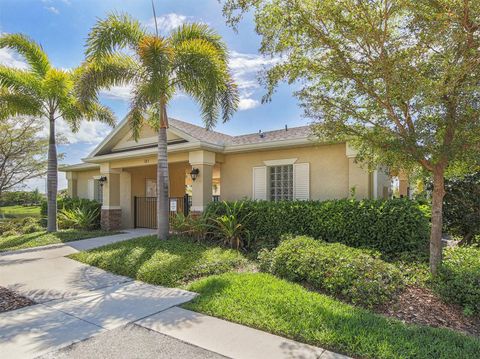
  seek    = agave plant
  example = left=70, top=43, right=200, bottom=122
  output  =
left=58, top=207, right=100, bottom=231
left=77, top=13, right=238, bottom=239
left=170, top=212, right=211, bottom=242
left=211, top=201, right=252, bottom=250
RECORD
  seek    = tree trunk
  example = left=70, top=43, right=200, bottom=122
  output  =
left=430, top=167, right=446, bottom=274
left=47, top=116, right=58, bottom=232
left=157, top=104, right=170, bottom=239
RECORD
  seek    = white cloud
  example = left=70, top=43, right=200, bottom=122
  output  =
left=229, top=51, right=280, bottom=111
left=0, top=48, right=28, bottom=69
left=238, top=98, right=260, bottom=111
left=58, top=119, right=112, bottom=144
left=146, top=13, right=188, bottom=33
left=100, top=85, right=134, bottom=101
left=39, top=118, right=113, bottom=145
left=45, top=6, right=60, bottom=14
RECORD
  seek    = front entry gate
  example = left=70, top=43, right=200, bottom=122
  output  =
left=134, top=195, right=191, bottom=229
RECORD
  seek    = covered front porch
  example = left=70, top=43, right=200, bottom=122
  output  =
left=72, top=150, right=221, bottom=230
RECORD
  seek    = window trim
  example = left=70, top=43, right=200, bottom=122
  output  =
left=263, top=158, right=297, bottom=166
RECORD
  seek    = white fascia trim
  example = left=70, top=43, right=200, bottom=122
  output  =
left=223, top=138, right=313, bottom=153
left=263, top=158, right=297, bottom=166
left=88, top=117, right=130, bottom=158
left=87, top=116, right=204, bottom=159
left=59, top=163, right=100, bottom=172
left=83, top=141, right=223, bottom=163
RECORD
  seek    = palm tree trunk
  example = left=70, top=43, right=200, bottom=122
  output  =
left=430, top=166, right=445, bottom=274
left=47, top=115, right=57, bottom=232
left=157, top=103, right=169, bottom=239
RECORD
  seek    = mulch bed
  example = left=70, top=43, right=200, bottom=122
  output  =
left=379, top=286, right=480, bottom=337
left=0, top=286, right=35, bottom=313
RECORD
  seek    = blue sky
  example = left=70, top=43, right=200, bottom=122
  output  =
left=0, top=0, right=306, bottom=191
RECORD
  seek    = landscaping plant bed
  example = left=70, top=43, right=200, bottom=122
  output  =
left=379, top=286, right=480, bottom=337
left=0, top=286, right=35, bottom=312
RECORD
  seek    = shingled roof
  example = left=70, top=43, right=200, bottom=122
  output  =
left=169, top=118, right=312, bottom=146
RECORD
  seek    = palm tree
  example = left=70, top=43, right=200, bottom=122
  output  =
left=0, top=34, right=116, bottom=232
left=78, top=13, right=238, bottom=240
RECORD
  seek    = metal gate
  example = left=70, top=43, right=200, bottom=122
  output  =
left=134, top=195, right=190, bottom=229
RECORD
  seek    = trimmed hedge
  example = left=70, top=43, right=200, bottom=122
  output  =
left=259, top=236, right=404, bottom=307
left=435, top=246, right=480, bottom=315
left=207, top=199, right=429, bottom=259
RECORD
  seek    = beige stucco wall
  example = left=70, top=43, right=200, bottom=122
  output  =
left=220, top=143, right=363, bottom=201
left=125, top=162, right=188, bottom=199
left=75, top=170, right=100, bottom=199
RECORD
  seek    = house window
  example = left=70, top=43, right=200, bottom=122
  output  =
left=269, top=165, right=293, bottom=201
left=94, top=179, right=103, bottom=203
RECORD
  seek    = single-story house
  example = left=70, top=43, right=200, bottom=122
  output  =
left=60, top=118, right=392, bottom=230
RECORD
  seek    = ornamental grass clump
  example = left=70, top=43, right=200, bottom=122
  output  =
left=259, top=236, right=405, bottom=308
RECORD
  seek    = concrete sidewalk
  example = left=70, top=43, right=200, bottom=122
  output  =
left=0, top=229, right=348, bottom=359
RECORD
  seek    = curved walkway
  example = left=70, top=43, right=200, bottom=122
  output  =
left=0, top=230, right=347, bottom=359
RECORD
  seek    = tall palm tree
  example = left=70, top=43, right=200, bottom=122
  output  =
left=78, top=13, right=238, bottom=239
left=0, top=34, right=116, bottom=232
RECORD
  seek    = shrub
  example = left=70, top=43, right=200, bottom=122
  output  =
left=442, top=172, right=480, bottom=245
left=170, top=213, right=210, bottom=241
left=58, top=206, right=100, bottom=230
left=435, top=246, right=480, bottom=315
left=259, top=236, right=405, bottom=308
left=41, top=197, right=101, bottom=229
left=207, top=199, right=429, bottom=259
left=0, top=217, right=44, bottom=236
left=210, top=201, right=252, bottom=249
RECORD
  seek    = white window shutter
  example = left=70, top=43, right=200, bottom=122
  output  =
left=87, top=179, right=95, bottom=200
left=252, top=166, right=267, bottom=200
left=294, top=163, right=310, bottom=200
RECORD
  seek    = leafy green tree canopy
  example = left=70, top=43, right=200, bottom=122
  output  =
left=221, top=0, right=480, bottom=273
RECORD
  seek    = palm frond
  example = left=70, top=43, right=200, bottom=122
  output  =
left=219, top=75, right=239, bottom=123
left=174, top=38, right=238, bottom=128
left=137, top=36, right=173, bottom=77
left=59, top=95, right=116, bottom=132
left=84, top=102, right=116, bottom=127
left=126, top=106, right=145, bottom=141
left=0, top=33, right=50, bottom=77
left=42, top=68, right=72, bottom=101
left=170, top=23, right=228, bottom=62
left=0, top=89, right=43, bottom=119
left=76, top=53, right=138, bottom=103
left=0, top=66, right=42, bottom=96
left=85, top=12, right=146, bottom=60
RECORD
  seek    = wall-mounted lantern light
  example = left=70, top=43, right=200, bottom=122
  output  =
left=98, top=176, right=107, bottom=186
left=189, top=168, right=200, bottom=181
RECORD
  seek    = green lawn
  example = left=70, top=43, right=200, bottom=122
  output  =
left=0, top=230, right=117, bottom=252
left=70, top=236, right=250, bottom=287
left=185, top=273, right=480, bottom=359
left=0, top=205, right=41, bottom=218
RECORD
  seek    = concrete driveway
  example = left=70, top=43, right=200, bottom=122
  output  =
left=0, top=229, right=347, bottom=359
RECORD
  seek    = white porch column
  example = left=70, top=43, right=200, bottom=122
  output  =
left=189, top=150, right=215, bottom=212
